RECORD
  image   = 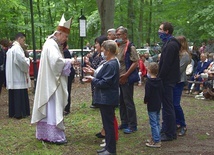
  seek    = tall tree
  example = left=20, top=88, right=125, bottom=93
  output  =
left=47, top=0, right=53, bottom=27
left=127, top=0, right=134, bottom=42
left=137, top=0, right=144, bottom=47
left=146, top=0, right=152, bottom=45
left=1, top=0, right=214, bottom=49
left=96, top=0, right=115, bottom=35
left=36, top=0, right=43, bottom=48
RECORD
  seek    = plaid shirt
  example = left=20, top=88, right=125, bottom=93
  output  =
left=91, top=54, right=104, bottom=69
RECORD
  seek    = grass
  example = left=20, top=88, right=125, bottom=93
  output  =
left=0, top=81, right=214, bottom=155
left=197, top=134, right=209, bottom=140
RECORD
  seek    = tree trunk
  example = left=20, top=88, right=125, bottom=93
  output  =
left=138, top=0, right=144, bottom=48
left=96, top=0, right=115, bottom=35
left=127, top=0, right=134, bottom=42
left=146, top=0, right=152, bottom=45
left=47, top=0, right=53, bottom=27
left=36, top=0, right=42, bottom=49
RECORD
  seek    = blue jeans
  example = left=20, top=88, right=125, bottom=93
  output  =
left=148, top=111, right=160, bottom=143
left=173, top=82, right=186, bottom=127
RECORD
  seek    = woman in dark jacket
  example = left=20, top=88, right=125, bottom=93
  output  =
left=90, top=35, right=108, bottom=108
left=83, top=40, right=119, bottom=155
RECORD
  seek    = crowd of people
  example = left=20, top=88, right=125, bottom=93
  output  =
left=1, top=16, right=214, bottom=155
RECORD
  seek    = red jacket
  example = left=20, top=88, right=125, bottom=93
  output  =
left=138, top=59, right=147, bottom=76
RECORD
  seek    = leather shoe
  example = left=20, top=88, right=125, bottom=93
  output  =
left=63, top=111, right=70, bottom=116
left=161, top=133, right=173, bottom=141
left=42, top=139, right=67, bottom=145
left=90, top=105, right=99, bottom=108
left=95, top=132, right=105, bottom=138
left=54, top=140, right=68, bottom=145
left=98, top=150, right=116, bottom=155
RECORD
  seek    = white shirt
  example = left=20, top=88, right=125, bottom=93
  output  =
left=6, top=41, right=30, bottom=89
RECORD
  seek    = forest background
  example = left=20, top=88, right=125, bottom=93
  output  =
left=0, top=0, right=213, bottom=49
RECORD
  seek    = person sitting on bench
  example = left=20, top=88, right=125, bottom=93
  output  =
left=186, top=53, right=210, bottom=95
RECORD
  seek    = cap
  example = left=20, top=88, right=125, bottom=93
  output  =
left=57, top=14, right=72, bottom=34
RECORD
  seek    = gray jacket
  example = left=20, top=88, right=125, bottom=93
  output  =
left=179, top=52, right=190, bottom=82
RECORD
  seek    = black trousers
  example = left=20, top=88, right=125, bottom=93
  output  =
left=119, top=83, right=137, bottom=128
left=161, top=83, right=176, bottom=138
left=64, top=74, right=74, bottom=112
left=99, top=104, right=116, bottom=153
left=0, top=71, right=5, bottom=94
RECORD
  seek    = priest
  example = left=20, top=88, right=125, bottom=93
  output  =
left=6, top=32, right=31, bottom=119
left=31, top=14, right=73, bottom=145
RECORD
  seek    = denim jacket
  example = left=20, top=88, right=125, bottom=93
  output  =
left=92, top=59, right=119, bottom=106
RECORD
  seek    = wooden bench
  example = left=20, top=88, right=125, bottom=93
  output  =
left=187, top=80, right=204, bottom=93
left=187, top=80, right=204, bottom=84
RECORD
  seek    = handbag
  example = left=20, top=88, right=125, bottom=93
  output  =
left=128, top=68, right=140, bottom=84
left=203, top=88, right=214, bottom=100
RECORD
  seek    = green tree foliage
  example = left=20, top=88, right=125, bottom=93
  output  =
left=0, top=0, right=213, bottom=49
left=192, top=4, right=214, bottom=40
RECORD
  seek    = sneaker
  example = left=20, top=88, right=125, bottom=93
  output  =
left=146, top=137, right=153, bottom=143
left=100, top=142, right=106, bottom=147
left=145, top=140, right=161, bottom=148
left=123, top=127, right=137, bottom=134
left=199, top=92, right=203, bottom=95
left=178, top=127, right=187, bottom=136
left=118, top=124, right=128, bottom=130
left=195, top=94, right=205, bottom=100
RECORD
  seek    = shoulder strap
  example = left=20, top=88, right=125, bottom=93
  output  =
left=123, top=40, right=132, bottom=56
left=124, top=41, right=134, bottom=70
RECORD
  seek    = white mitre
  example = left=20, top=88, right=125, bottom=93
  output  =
left=57, top=14, right=72, bottom=34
